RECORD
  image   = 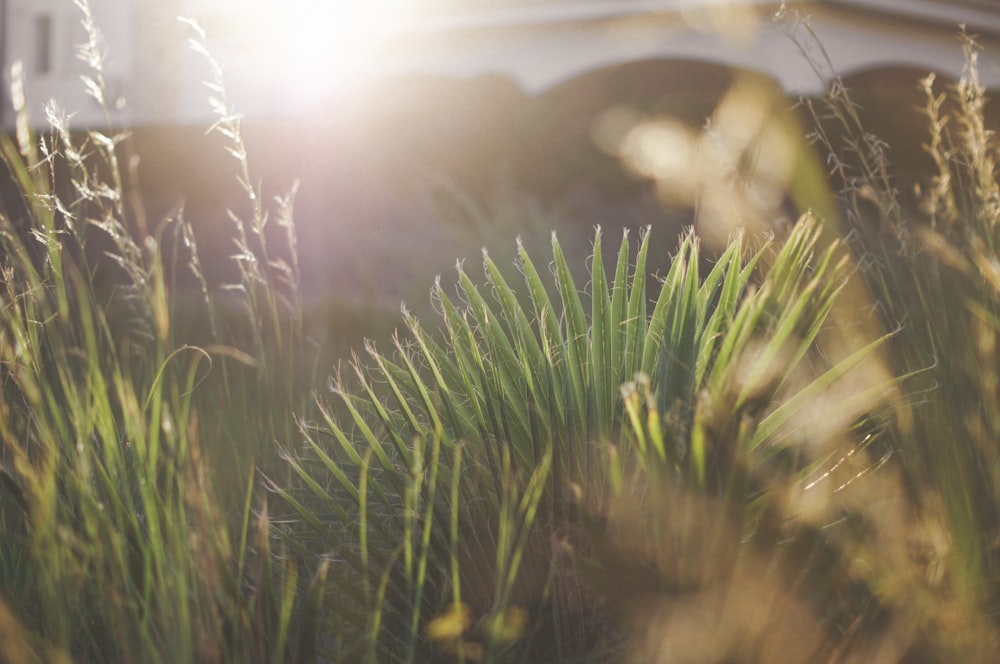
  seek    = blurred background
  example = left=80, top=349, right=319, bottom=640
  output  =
left=4, top=0, right=1000, bottom=356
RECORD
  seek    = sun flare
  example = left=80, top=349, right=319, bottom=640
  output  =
left=229, top=0, right=417, bottom=104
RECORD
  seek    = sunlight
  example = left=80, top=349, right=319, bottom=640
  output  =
left=233, top=0, right=416, bottom=105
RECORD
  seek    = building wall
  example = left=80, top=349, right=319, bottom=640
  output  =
left=131, top=0, right=183, bottom=126
left=3, top=0, right=1000, bottom=130
left=3, top=0, right=136, bottom=128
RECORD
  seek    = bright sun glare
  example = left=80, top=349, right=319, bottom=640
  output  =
left=238, top=0, right=416, bottom=105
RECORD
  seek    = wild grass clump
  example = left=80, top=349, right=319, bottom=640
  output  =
left=0, top=8, right=317, bottom=662
left=796, top=32, right=1000, bottom=659
left=273, top=211, right=916, bottom=661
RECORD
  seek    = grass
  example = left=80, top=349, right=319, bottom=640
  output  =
left=802, top=33, right=1000, bottom=649
left=2, top=2, right=1000, bottom=662
left=0, top=9, right=313, bottom=662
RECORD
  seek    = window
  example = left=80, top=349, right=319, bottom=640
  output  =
left=35, top=13, right=53, bottom=75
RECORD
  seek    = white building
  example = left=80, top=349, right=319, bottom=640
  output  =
left=3, top=0, right=1000, bottom=129
left=0, top=0, right=186, bottom=126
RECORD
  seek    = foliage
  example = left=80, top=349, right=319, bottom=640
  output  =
left=0, top=9, right=315, bottom=663
left=2, top=3, right=1000, bottom=663
left=270, top=210, right=914, bottom=661
left=801, top=33, right=1000, bottom=657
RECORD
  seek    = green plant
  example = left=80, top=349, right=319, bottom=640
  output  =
left=794, top=27, right=1000, bottom=660
left=0, top=6, right=318, bottom=662
left=271, top=204, right=913, bottom=661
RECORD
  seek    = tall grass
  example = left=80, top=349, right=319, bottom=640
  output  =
left=2, top=3, right=1000, bottom=662
left=0, top=7, right=317, bottom=663
left=794, top=29, right=1000, bottom=660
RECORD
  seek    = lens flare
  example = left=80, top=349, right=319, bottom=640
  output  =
left=218, top=0, right=415, bottom=105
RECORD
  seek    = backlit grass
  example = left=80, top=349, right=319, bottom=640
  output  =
left=1, top=3, right=1000, bottom=663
